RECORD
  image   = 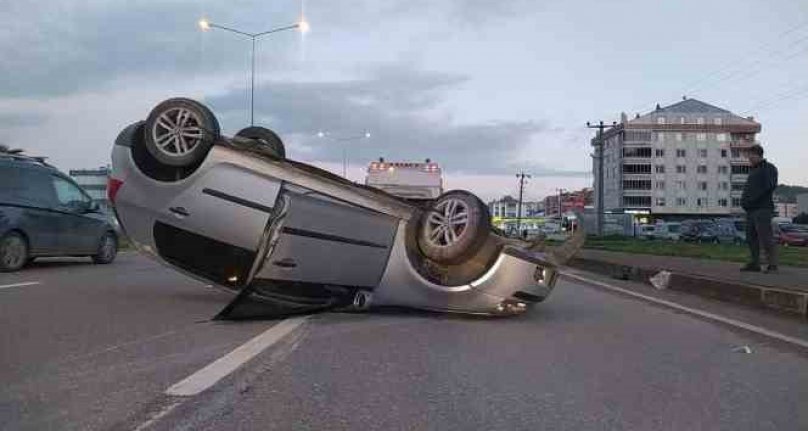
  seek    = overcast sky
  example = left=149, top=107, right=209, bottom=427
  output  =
left=1, top=0, right=807, bottom=201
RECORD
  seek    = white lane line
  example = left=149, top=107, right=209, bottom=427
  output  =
left=561, top=271, right=808, bottom=350
left=166, top=316, right=309, bottom=397
left=0, top=281, right=41, bottom=290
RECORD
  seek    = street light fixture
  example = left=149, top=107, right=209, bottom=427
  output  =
left=198, top=17, right=309, bottom=126
left=316, top=131, right=372, bottom=177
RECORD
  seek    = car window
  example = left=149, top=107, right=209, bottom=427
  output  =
left=51, top=175, right=91, bottom=212
left=0, top=166, right=57, bottom=208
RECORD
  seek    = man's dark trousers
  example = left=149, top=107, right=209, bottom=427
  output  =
left=746, top=208, right=777, bottom=267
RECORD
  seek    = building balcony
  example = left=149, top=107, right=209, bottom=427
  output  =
left=729, top=140, right=758, bottom=148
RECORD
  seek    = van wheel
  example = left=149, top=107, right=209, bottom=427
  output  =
left=144, top=98, right=220, bottom=167
left=92, top=233, right=118, bottom=264
left=0, top=232, right=28, bottom=272
left=417, top=191, right=490, bottom=265
left=235, top=126, right=285, bottom=159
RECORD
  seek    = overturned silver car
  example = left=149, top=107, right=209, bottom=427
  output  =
left=110, top=98, right=583, bottom=317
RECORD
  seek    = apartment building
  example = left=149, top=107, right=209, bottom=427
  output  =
left=592, top=98, right=761, bottom=217
left=488, top=196, right=543, bottom=218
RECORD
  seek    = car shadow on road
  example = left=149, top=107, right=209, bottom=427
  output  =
left=26, top=258, right=95, bottom=269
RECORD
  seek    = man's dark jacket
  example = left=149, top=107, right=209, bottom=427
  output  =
left=741, top=159, right=778, bottom=211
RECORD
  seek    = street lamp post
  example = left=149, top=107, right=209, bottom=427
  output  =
left=198, top=18, right=309, bottom=126
left=317, top=131, right=372, bottom=177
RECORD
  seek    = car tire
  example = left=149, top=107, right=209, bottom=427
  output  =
left=0, top=232, right=28, bottom=272
left=235, top=126, right=286, bottom=159
left=92, top=232, right=118, bottom=264
left=144, top=98, right=220, bottom=168
left=417, top=190, right=491, bottom=265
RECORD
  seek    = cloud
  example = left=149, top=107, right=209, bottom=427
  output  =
left=207, top=65, right=585, bottom=177
left=0, top=112, right=48, bottom=128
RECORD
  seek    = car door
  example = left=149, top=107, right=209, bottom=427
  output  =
left=50, top=174, right=101, bottom=254
left=256, top=184, right=398, bottom=288
left=2, top=167, right=63, bottom=254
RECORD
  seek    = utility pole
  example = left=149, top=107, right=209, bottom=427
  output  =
left=516, top=170, right=531, bottom=234
left=557, top=188, right=566, bottom=218
left=586, top=120, right=617, bottom=236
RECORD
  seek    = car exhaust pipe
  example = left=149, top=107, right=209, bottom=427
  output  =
left=351, top=290, right=373, bottom=311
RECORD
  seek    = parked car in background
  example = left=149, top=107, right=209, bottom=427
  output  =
left=0, top=153, right=118, bottom=272
left=653, top=222, right=681, bottom=241
left=637, top=224, right=656, bottom=240
left=774, top=223, right=808, bottom=247
left=680, top=220, right=736, bottom=244
left=714, top=218, right=746, bottom=245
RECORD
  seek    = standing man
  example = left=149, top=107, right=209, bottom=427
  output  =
left=740, top=144, right=779, bottom=273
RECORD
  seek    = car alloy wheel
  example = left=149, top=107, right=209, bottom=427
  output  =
left=0, top=233, right=27, bottom=272
left=151, top=107, right=205, bottom=159
left=425, top=197, right=470, bottom=248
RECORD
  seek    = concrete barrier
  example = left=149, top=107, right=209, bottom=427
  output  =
left=568, top=257, right=808, bottom=318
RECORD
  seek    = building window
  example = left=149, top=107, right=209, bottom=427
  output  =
left=720, top=181, right=729, bottom=190
left=656, top=197, right=666, bottom=207
left=623, top=196, right=652, bottom=207
left=697, top=117, right=705, bottom=125
left=676, top=149, right=686, bottom=157
left=655, top=165, right=666, bottom=173
left=732, top=183, right=745, bottom=191
left=732, top=165, right=751, bottom=174
left=717, top=133, right=727, bottom=142
left=699, top=149, right=708, bottom=158
left=721, top=149, right=728, bottom=158
left=676, top=132, right=683, bottom=141
left=718, top=198, right=728, bottom=207
left=677, top=180, right=687, bottom=190
left=677, top=197, right=687, bottom=206
left=697, top=198, right=706, bottom=207
left=655, top=149, right=665, bottom=157
left=676, top=165, right=687, bottom=174
left=656, top=132, right=665, bottom=142
left=697, top=165, right=708, bottom=174
left=714, top=117, right=722, bottom=125
left=732, top=197, right=742, bottom=207
left=697, top=133, right=706, bottom=141
left=623, top=179, right=653, bottom=190
left=731, top=148, right=741, bottom=158
left=623, top=147, right=652, bottom=158
left=655, top=181, right=665, bottom=190
left=624, top=131, right=652, bottom=142
left=679, top=116, right=686, bottom=124
left=657, top=117, right=666, bottom=125
left=623, top=164, right=652, bottom=174
left=718, top=165, right=728, bottom=174
left=699, top=181, right=708, bottom=191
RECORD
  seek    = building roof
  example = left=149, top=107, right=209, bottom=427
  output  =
left=655, top=98, right=730, bottom=114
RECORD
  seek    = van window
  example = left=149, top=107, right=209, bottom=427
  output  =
left=51, top=175, right=91, bottom=212
left=0, top=166, right=56, bottom=207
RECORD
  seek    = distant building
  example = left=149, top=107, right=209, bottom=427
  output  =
left=592, top=98, right=761, bottom=218
left=796, top=194, right=808, bottom=217
left=774, top=200, right=799, bottom=219
left=544, top=188, right=593, bottom=217
left=488, top=196, right=542, bottom=218
left=69, top=167, right=110, bottom=212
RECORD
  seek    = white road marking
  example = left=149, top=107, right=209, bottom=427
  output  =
left=165, top=316, right=309, bottom=397
left=0, top=281, right=41, bottom=290
left=561, top=271, right=808, bottom=350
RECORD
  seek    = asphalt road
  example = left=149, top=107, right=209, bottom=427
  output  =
left=2, top=253, right=808, bottom=430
